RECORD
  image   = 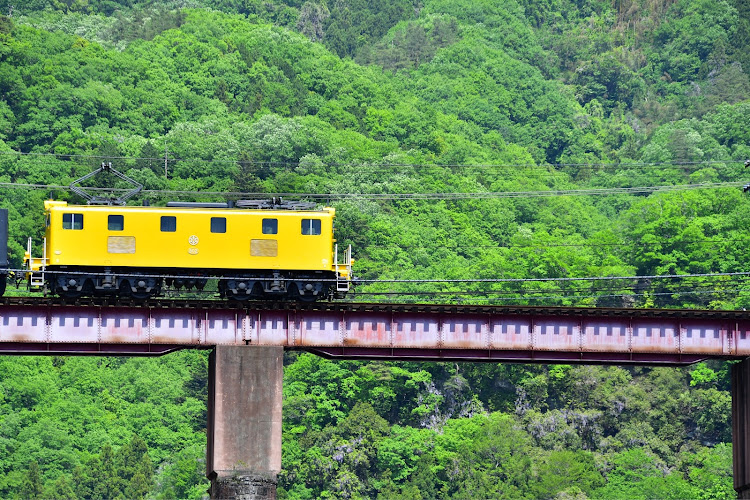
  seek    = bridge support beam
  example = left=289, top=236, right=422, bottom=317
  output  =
left=733, top=358, right=750, bottom=498
left=207, top=346, right=283, bottom=499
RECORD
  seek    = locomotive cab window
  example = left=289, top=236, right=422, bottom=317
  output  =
left=62, top=213, right=84, bottom=230
left=161, top=216, right=177, bottom=232
left=262, top=218, right=278, bottom=234
left=211, top=217, right=226, bottom=233
left=301, top=219, right=321, bottom=235
left=108, top=215, right=124, bottom=231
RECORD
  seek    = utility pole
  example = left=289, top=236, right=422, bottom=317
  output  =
left=164, top=142, right=169, bottom=179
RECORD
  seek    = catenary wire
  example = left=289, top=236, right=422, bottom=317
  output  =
left=357, top=287, right=750, bottom=298
left=1, top=177, right=743, bottom=249
left=0, top=180, right=744, bottom=200
left=350, top=271, right=750, bottom=284
left=0, top=150, right=746, bottom=171
left=364, top=288, right=750, bottom=303
left=359, top=276, right=750, bottom=294
left=365, top=239, right=737, bottom=250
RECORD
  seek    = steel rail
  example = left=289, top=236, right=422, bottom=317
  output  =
left=6, top=267, right=750, bottom=283
left=2, top=295, right=750, bottom=319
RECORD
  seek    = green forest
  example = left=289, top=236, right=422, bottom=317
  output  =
left=0, top=0, right=749, bottom=497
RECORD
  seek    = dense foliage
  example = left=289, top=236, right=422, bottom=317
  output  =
left=0, top=0, right=749, bottom=497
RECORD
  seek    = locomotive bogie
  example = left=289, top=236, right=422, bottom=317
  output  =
left=47, top=268, right=163, bottom=299
left=218, top=271, right=332, bottom=301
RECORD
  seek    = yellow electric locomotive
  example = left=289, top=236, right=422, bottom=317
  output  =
left=24, top=200, right=353, bottom=301
left=19, top=164, right=353, bottom=301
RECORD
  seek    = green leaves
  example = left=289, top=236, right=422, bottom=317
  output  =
left=0, top=3, right=746, bottom=498
left=0, top=353, right=210, bottom=499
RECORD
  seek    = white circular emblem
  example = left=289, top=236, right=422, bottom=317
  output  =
left=188, top=235, right=199, bottom=245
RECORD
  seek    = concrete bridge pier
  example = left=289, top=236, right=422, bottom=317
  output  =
left=207, top=346, right=283, bottom=500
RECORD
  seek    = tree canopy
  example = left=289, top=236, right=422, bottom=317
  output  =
left=0, top=0, right=748, bottom=496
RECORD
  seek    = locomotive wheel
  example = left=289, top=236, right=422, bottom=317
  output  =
left=298, top=293, right=318, bottom=303
left=226, top=284, right=251, bottom=301
left=60, top=279, right=94, bottom=299
left=120, top=275, right=160, bottom=300
left=288, top=283, right=318, bottom=302
left=132, top=280, right=158, bottom=300
left=220, top=278, right=256, bottom=300
left=60, top=286, right=83, bottom=299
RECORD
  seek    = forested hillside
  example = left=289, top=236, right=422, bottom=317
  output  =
left=0, top=0, right=749, bottom=497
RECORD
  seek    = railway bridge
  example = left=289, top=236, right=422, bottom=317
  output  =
left=2, top=297, right=750, bottom=498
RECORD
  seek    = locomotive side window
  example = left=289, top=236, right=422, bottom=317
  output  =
left=161, top=216, right=177, bottom=232
left=211, top=217, right=227, bottom=233
left=62, top=213, right=84, bottom=230
left=301, top=219, right=321, bottom=235
left=108, top=215, right=124, bottom=231
left=262, top=218, right=278, bottom=234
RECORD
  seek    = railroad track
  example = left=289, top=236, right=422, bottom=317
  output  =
left=2, top=295, right=749, bottom=320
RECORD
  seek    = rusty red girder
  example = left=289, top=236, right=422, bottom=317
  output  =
left=1, top=300, right=750, bottom=364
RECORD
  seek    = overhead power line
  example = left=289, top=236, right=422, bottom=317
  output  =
left=366, top=239, right=737, bottom=250
left=0, top=180, right=743, bottom=200
left=0, top=150, right=746, bottom=171
left=360, top=280, right=750, bottom=296
left=358, top=287, right=750, bottom=300
left=367, top=288, right=750, bottom=304
left=355, top=271, right=750, bottom=284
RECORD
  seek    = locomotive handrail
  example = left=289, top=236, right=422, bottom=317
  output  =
left=25, top=236, right=48, bottom=290
left=334, top=244, right=353, bottom=292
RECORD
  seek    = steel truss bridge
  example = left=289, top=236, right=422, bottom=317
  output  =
left=1, top=297, right=749, bottom=364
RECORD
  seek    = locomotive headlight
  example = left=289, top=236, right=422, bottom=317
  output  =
left=305, top=283, right=313, bottom=291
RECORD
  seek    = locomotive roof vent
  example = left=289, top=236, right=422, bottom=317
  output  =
left=166, top=202, right=234, bottom=208
left=235, top=198, right=319, bottom=210
left=163, top=199, right=321, bottom=210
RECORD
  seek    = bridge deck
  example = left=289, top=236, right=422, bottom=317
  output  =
left=1, top=299, right=749, bottom=364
